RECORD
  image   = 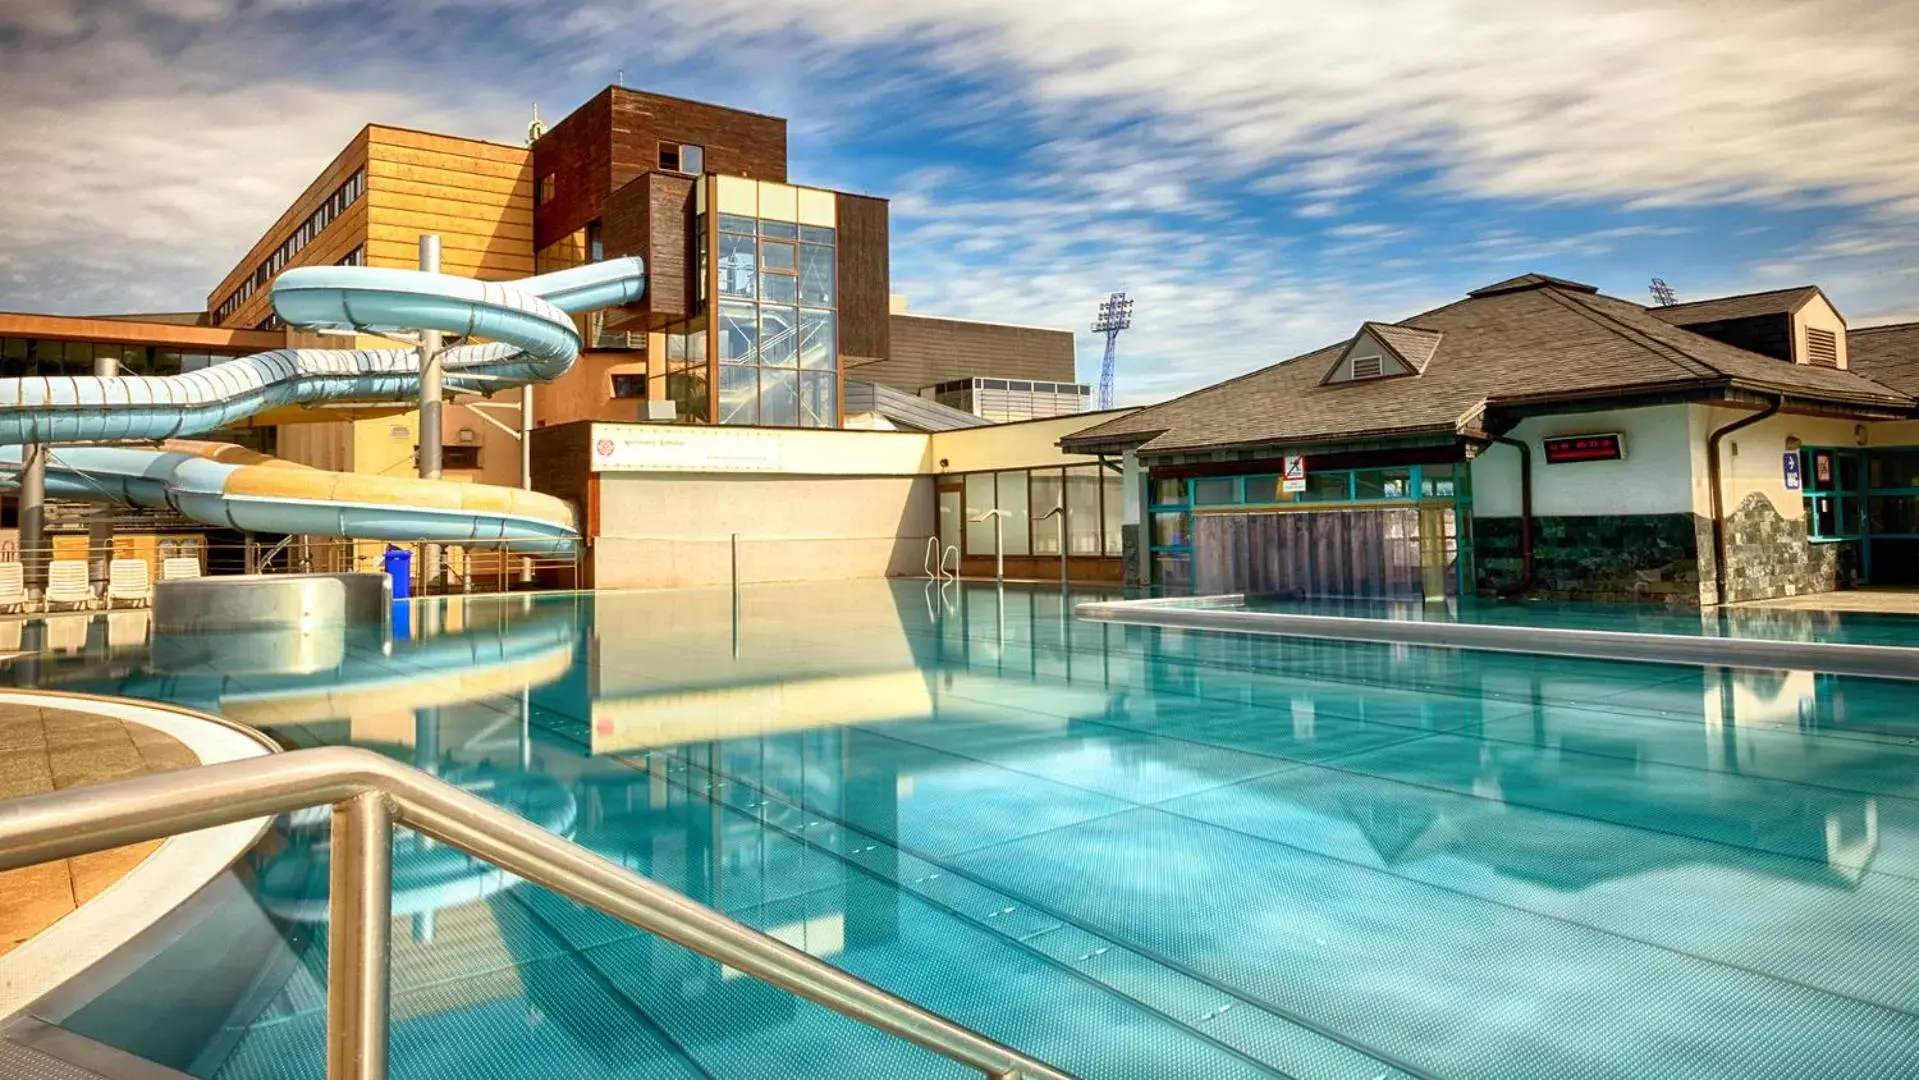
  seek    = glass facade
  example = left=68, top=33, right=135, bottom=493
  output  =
left=0, top=338, right=248, bottom=378
left=957, top=464, right=1123, bottom=560
left=711, top=207, right=838, bottom=428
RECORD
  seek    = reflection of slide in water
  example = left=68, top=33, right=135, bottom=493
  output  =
left=21, top=602, right=577, bottom=722
left=0, top=258, right=644, bottom=551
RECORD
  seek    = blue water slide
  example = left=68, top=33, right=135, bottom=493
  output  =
left=0, top=258, right=645, bottom=546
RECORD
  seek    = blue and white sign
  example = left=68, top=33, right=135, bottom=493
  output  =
left=1783, top=452, right=1802, bottom=491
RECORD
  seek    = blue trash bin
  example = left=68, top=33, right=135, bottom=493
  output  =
left=383, top=546, right=412, bottom=600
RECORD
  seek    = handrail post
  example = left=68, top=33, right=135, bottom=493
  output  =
left=328, top=791, right=393, bottom=1080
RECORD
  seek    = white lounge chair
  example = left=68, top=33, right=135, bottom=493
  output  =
left=43, top=560, right=98, bottom=611
left=0, top=562, right=25, bottom=614
left=107, top=559, right=153, bottom=608
left=161, top=556, right=202, bottom=581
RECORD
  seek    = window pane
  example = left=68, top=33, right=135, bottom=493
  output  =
left=760, top=306, right=799, bottom=367
left=799, top=244, right=835, bottom=307
left=800, top=225, right=835, bottom=245
left=1066, top=467, right=1102, bottom=556
left=669, top=369, right=709, bottom=422
left=799, top=371, right=836, bottom=428
left=760, top=272, right=798, bottom=305
left=680, top=145, right=704, bottom=175
left=761, top=240, right=796, bottom=273
left=1150, top=512, right=1188, bottom=548
left=1193, top=477, right=1237, bottom=505
left=1356, top=467, right=1413, bottom=499
left=610, top=374, right=646, bottom=398
left=1870, top=451, right=1919, bottom=490
left=996, top=471, right=1030, bottom=556
left=153, top=348, right=181, bottom=375
left=760, top=220, right=798, bottom=240
left=1307, top=471, right=1350, bottom=501
left=1151, top=477, right=1186, bottom=505
left=800, top=310, right=836, bottom=371
left=759, top=366, right=798, bottom=427
left=718, top=302, right=758, bottom=364
left=1838, top=451, right=1862, bottom=491
left=718, top=233, right=757, bottom=298
left=964, top=473, right=998, bottom=556
left=1103, top=473, right=1125, bottom=555
left=1031, top=470, right=1064, bottom=555
left=718, top=363, right=758, bottom=425
left=719, top=214, right=757, bottom=235
left=1812, top=495, right=1837, bottom=537
left=0, top=338, right=27, bottom=376
left=1869, top=495, right=1919, bottom=534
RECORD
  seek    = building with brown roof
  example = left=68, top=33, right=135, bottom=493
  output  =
left=1065, top=273, right=1919, bottom=604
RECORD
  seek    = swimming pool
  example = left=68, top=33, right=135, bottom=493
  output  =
left=11, top=580, right=1919, bottom=1079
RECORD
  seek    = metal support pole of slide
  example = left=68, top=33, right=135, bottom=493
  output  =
left=19, top=445, right=46, bottom=597
left=87, top=352, right=117, bottom=589
left=417, top=235, right=444, bottom=593
left=520, top=383, right=534, bottom=585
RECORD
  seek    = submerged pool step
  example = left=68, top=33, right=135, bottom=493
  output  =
left=649, top=750, right=1422, bottom=1080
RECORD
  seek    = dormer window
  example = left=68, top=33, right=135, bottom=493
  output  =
left=1322, top=323, right=1441, bottom=386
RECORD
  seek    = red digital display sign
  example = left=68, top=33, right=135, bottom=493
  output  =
left=1542, top=433, right=1625, bottom=464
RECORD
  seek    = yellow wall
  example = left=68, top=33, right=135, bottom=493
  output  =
left=1692, top=406, right=1869, bottom=521
left=927, top=411, right=1132, bottom=475
left=363, top=126, right=534, bottom=279
left=1793, top=293, right=1850, bottom=369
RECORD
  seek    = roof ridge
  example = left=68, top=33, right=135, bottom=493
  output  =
left=1540, top=288, right=1726, bottom=380
left=1852, top=320, right=1919, bottom=334
left=1655, top=284, right=1818, bottom=313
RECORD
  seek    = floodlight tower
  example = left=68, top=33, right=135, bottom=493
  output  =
left=1093, top=292, right=1134, bottom=410
left=1649, top=278, right=1678, bottom=307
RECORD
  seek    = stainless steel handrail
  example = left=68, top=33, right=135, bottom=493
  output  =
left=0, top=746, right=1073, bottom=1080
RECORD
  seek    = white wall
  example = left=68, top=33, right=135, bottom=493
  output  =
left=1471, top=405, right=1696, bottom=518
left=592, top=473, right=935, bottom=589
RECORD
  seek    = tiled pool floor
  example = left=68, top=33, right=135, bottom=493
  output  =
left=13, top=581, right=1919, bottom=1079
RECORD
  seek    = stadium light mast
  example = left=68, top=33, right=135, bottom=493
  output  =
left=1092, top=292, right=1134, bottom=411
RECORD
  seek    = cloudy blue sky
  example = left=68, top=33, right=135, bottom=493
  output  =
left=1, top=0, right=1915, bottom=402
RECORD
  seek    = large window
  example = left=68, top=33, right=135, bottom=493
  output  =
left=960, top=463, right=1124, bottom=559
left=712, top=210, right=838, bottom=429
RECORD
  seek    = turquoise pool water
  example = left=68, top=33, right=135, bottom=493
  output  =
left=12, top=581, right=1919, bottom=1079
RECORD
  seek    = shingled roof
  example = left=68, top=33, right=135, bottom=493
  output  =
left=1063, top=275, right=1913, bottom=457
left=1849, top=322, right=1919, bottom=396
left=1647, top=286, right=1827, bottom=326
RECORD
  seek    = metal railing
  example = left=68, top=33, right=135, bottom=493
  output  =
left=0, top=746, right=1072, bottom=1080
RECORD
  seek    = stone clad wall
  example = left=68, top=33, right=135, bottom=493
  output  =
left=1474, top=514, right=1702, bottom=604
left=1711, top=492, right=1858, bottom=604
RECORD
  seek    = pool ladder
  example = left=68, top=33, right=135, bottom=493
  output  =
left=923, top=535, right=959, bottom=583
left=0, top=743, right=1073, bottom=1080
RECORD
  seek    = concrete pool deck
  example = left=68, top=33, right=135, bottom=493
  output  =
left=1733, top=586, right=1919, bottom=615
left=0, top=691, right=276, bottom=1019
left=0, top=704, right=198, bottom=958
